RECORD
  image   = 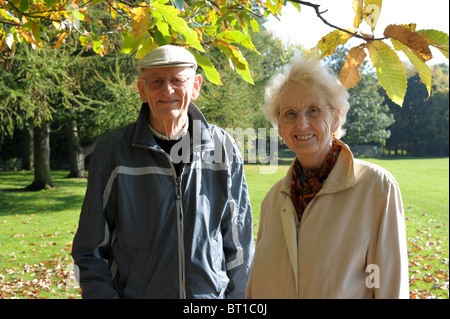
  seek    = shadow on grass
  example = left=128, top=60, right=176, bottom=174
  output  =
left=0, top=170, right=87, bottom=217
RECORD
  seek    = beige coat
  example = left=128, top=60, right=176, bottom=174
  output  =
left=246, top=140, right=409, bottom=299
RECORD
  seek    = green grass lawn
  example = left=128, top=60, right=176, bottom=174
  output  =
left=0, top=171, right=85, bottom=299
left=0, top=157, right=448, bottom=299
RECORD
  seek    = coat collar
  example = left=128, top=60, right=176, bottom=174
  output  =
left=132, top=102, right=214, bottom=151
left=280, top=139, right=356, bottom=196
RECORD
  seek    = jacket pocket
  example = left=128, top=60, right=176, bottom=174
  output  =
left=122, top=248, right=178, bottom=298
left=122, top=248, right=147, bottom=298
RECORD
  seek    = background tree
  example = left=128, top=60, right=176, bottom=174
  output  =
left=385, top=64, right=449, bottom=156
left=69, top=54, right=141, bottom=174
left=0, top=43, right=78, bottom=189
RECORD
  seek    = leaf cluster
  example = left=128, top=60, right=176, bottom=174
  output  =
left=0, top=0, right=293, bottom=85
left=300, top=0, right=449, bottom=106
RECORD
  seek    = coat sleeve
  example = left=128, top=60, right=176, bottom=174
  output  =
left=72, top=143, right=119, bottom=299
left=371, top=178, right=409, bottom=299
left=221, top=146, right=255, bottom=299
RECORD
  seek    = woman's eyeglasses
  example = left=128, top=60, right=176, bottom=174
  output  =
left=278, top=105, right=332, bottom=123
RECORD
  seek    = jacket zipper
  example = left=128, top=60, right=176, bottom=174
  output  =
left=164, top=156, right=186, bottom=299
left=135, top=144, right=187, bottom=299
left=174, top=174, right=186, bottom=299
left=135, top=135, right=214, bottom=299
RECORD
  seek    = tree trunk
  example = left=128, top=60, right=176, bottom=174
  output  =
left=26, top=122, right=53, bottom=191
left=20, top=127, right=33, bottom=170
left=66, top=119, right=98, bottom=178
left=67, top=119, right=86, bottom=178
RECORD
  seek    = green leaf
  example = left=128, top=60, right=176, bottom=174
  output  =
left=79, top=35, right=89, bottom=46
left=191, top=52, right=222, bottom=85
left=152, top=10, right=170, bottom=37
left=249, top=19, right=260, bottom=33
left=417, top=29, right=449, bottom=59
left=19, top=0, right=30, bottom=12
left=216, top=30, right=258, bottom=53
left=153, top=29, right=170, bottom=46
left=216, top=43, right=254, bottom=85
left=391, top=38, right=431, bottom=97
left=92, top=39, right=102, bottom=54
left=71, top=9, right=85, bottom=21
left=367, top=40, right=407, bottom=106
left=136, top=36, right=158, bottom=59
left=120, top=31, right=146, bottom=54
left=44, top=0, right=57, bottom=6
left=151, top=3, right=204, bottom=52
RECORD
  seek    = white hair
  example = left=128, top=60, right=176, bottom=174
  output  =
left=264, top=58, right=350, bottom=138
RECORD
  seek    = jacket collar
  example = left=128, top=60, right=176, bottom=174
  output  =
left=280, top=139, right=356, bottom=196
left=132, top=102, right=214, bottom=151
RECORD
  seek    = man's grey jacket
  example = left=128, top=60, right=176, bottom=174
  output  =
left=72, top=103, right=254, bottom=299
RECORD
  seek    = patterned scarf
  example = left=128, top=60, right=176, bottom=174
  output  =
left=290, top=140, right=341, bottom=221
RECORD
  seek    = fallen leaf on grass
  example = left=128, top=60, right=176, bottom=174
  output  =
left=0, top=257, right=80, bottom=299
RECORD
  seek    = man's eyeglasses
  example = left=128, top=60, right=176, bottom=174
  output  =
left=143, top=75, right=193, bottom=90
left=278, top=105, right=332, bottom=123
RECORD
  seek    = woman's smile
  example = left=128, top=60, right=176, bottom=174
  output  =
left=294, top=133, right=315, bottom=141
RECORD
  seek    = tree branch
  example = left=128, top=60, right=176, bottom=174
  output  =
left=288, top=0, right=385, bottom=42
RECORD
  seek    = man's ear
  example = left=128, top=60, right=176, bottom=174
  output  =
left=137, top=77, right=147, bottom=103
left=191, top=74, right=203, bottom=101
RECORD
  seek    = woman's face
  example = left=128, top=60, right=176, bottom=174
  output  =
left=276, top=83, right=339, bottom=169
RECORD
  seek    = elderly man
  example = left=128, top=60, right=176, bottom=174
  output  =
left=72, top=45, right=254, bottom=299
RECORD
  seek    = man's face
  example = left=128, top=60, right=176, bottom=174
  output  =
left=137, top=66, right=202, bottom=128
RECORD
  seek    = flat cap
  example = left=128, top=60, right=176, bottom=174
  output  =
left=138, top=45, right=197, bottom=72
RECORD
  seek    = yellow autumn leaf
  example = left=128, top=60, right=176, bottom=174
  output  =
left=384, top=24, right=432, bottom=62
left=352, top=0, right=364, bottom=28
left=339, top=45, right=367, bottom=89
left=110, top=6, right=116, bottom=20
left=363, top=0, right=382, bottom=31
left=315, top=30, right=353, bottom=58
left=18, top=29, right=40, bottom=47
left=51, top=32, right=68, bottom=49
left=391, top=38, right=431, bottom=97
left=367, top=40, right=407, bottom=106
left=131, top=2, right=150, bottom=38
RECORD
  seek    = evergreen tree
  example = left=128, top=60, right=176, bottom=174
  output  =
left=385, top=64, right=449, bottom=156
left=1, top=43, right=78, bottom=189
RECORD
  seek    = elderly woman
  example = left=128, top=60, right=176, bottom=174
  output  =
left=246, top=58, right=409, bottom=299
